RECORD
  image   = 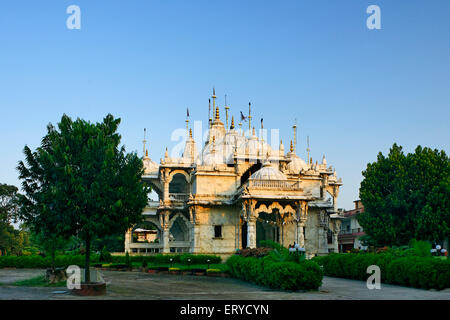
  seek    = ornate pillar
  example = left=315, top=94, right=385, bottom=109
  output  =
left=160, top=211, right=170, bottom=254
left=162, top=168, right=170, bottom=202
left=124, top=228, right=132, bottom=253
left=244, top=200, right=257, bottom=249
left=189, top=206, right=201, bottom=253
left=296, top=201, right=308, bottom=248
left=332, top=219, right=341, bottom=253
left=318, top=210, right=329, bottom=254
left=297, top=222, right=306, bottom=248
left=247, top=217, right=257, bottom=249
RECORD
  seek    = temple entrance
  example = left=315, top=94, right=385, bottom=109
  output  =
left=241, top=222, right=248, bottom=248
left=256, top=212, right=279, bottom=247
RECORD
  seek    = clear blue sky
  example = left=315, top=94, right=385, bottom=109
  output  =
left=0, top=0, right=449, bottom=211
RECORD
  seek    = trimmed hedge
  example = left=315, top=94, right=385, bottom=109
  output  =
left=111, top=253, right=221, bottom=265
left=0, top=253, right=221, bottom=269
left=226, top=255, right=323, bottom=291
left=313, top=253, right=450, bottom=290
left=0, top=254, right=100, bottom=269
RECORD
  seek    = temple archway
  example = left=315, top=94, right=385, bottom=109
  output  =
left=256, top=212, right=279, bottom=247
left=169, top=173, right=189, bottom=194
left=131, top=221, right=161, bottom=244
left=169, top=214, right=190, bottom=242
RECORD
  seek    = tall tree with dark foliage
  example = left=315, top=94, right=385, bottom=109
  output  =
left=358, top=143, right=449, bottom=246
left=17, top=114, right=148, bottom=282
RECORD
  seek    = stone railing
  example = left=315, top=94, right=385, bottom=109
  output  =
left=246, top=179, right=302, bottom=190
left=168, top=193, right=190, bottom=202
left=169, top=241, right=191, bottom=253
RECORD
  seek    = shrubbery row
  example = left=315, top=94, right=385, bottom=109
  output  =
left=313, top=253, right=450, bottom=290
left=111, top=253, right=221, bottom=265
left=0, top=254, right=100, bottom=268
left=226, top=255, right=323, bottom=291
left=0, top=253, right=221, bottom=268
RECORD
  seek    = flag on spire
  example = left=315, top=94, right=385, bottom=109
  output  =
left=240, top=111, right=247, bottom=122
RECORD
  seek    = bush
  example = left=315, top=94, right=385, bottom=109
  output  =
left=100, top=246, right=112, bottom=262
left=141, top=256, right=147, bottom=268
left=313, top=253, right=450, bottom=290
left=236, top=248, right=272, bottom=258
left=125, top=252, right=131, bottom=269
left=226, top=255, right=322, bottom=291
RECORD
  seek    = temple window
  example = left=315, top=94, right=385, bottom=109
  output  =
left=214, top=225, right=223, bottom=238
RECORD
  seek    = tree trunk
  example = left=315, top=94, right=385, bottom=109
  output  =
left=51, top=249, right=56, bottom=271
left=84, top=235, right=91, bottom=283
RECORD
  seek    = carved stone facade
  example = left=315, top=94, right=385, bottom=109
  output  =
left=125, top=91, right=343, bottom=258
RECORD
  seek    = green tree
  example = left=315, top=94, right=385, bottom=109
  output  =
left=358, top=143, right=449, bottom=246
left=17, top=114, right=148, bottom=282
left=0, top=183, right=23, bottom=255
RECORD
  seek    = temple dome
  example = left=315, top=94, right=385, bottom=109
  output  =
left=250, top=162, right=287, bottom=180
left=286, top=154, right=308, bottom=174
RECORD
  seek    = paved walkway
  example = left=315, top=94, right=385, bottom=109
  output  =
left=0, top=269, right=449, bottom=300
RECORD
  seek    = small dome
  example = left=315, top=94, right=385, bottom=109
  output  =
left=143, top=158, right=159, bottom=175
left=250, top=162, right=287, bottom=180
left=286, top=154, right=308, bottom=174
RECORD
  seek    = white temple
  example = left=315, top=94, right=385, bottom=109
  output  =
left=125, top=89, right=343, bottom=258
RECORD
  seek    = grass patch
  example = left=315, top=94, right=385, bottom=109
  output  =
left=14, top=275, right=66, bottom=287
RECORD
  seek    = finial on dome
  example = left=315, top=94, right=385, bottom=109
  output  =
left=230, top=115, right=235, bottom=129
left=248, top=102, right=252, bottom=131
left=212, top=87, right=217, bottom=117
left=208, top=99, right=212, bottom=128
left=215, top=106, right=220, bottom=120
left=224, top=95, right=229, bottom=130
left=142, top=128, right=147, bottom=157
left=145, top=149, right=149, bottom=158
left=322, top=154, right=327, bottom=165
left=252, top=127, right=256, bottom=136
left=290, top=140, right=294, bottom=153
left=189, top=128, right=193, bottom=138
left=165, top=147, right=169, bottom=159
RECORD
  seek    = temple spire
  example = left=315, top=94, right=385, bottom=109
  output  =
left=212, top=87, right=216, bottom=117
left=224, top=94, right=229, bottom=131
left=293, top=119, right=297, bottom=154
left=307, top=136, right=310, bottom=165
left=230, top=115, right=235, bottom=130
left=208, top=99, right=212, bottom=128
left=248, top=102, right=252, bottom=132
left=185, top=107, right=190, bottom=135
left=142, top=128, right=147, bottom=157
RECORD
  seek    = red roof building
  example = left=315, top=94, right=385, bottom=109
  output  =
left=338, top=200, right=367, bottom=252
